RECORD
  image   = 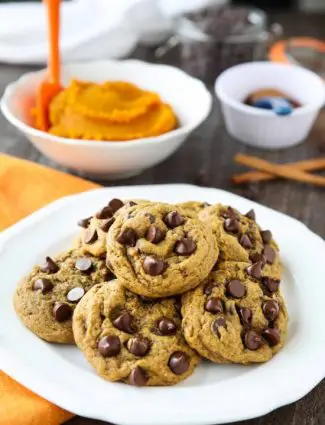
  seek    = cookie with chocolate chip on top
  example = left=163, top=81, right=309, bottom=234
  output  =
left=14, top=250, right=111, bottom=343
left=73, top=280, right=199, bottom=386
left=106, top=202, right=219, bottom=298
left=181, top=261, right=288, bottom=364
left=198, top=204, right=281, bottom=278
left=76, top=198, right=148, bottom=258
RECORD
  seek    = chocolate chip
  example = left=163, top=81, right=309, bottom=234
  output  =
left=145, top=213, right=155, bottom=223
left=127, top=337, right=150, bottom=357
left=95, top=206, right=113, bottom=219
left=128, top=366, right=148, bottom=386
left=143, top=256, right=165, bottom=276
left=204, top=298, right=223, bottom=314
left=75, top=258, right=92, bottom=272
left=246, top=262, right=263, bottom=279
left=261, top=230, right=272, bottom=244
left=224, top=218, right=239, bottom=233
left=245, top=209, right=256, bottom=221
left=262, top=300, right=280, bottom=321
left=146, top=226, right=165, bottom=243
left=239, top=234, right=253, bottom=249
left=211, top=316, right=226, bottom=337
left=262, top=328, right=280, bottom=346
left=168, top=351, right=189, bottom=375
left=108, top=198, right=124, bottom=213
left=262, top=277, right=280, bottom=293
left=243, top=329, right=263, bottom=350
left=157, top=317, right=177, bottom=335
left=84, top=229, right=98, bottom=244
left=98, top=335, right=121, bottom=357
left=112, top=311, right=136, bottom=334
left=237, top=306, right=252, bottom=326
left=100, top=217, right=115, bottom=232
left=117, top=228, right=137, bottom=246
left=40, top=257, right=59, bottom=274
left=78, top=217, right=92, bottom=228
left=222, top=207, right=238, bottom=219
left=67, top=287, right=85, bottom=303
left=127, top=201, right=137, bottom=207
left=227, top=280, right=246, bottom=298
left=250, top=253, right=266, bottom=265
left=174, top=238, right=196, bottom=255
left=53, top=302, right=72, bottom=322
left=204, top=281, right=215, bottom=295
left=33, top=278, right=53, bottom=294
left=263, top=246, right=276, bottom=265
left=164, top=211, right=184, bottom=228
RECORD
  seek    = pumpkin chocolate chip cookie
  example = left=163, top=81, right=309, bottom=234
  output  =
left=199, top=204, right=281, bottom=278
left=181, top=261, right=288, bottom=364
left=77, top=198, right=148, bottom=258
left=14, top=249, right=111, bottom=343
left=176, top=201, right=210, bottom=218
left=106, top=202, right=219, bottom=298
left=73, top=280, right=199, bottom=386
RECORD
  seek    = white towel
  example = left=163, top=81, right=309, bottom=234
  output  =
left=0, top=0, right=227, bottom=64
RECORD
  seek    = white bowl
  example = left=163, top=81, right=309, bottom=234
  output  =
left=1, top=60, right=212, bottom=179
left=215, top=62, right=325, bottom=149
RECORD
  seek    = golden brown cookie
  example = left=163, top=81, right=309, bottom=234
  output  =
left=182, top=261, right=288, bottom=364
left=199, top=204, right=281, bottom=278
left=176, top=201, right=210, bottom=218
left=106, top=202, right=219, bottom=298
left=73, top=280, right=199, bottom=386
left=14, top=250, right=111, bottom=343
left=77, top=198, right=149, bottom=257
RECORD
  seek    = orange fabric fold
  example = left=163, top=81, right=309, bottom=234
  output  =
left=0, top=153, right=100, bottom=425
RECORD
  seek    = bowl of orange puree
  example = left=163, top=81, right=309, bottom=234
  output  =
left=1, top=60, right=212, bottom=179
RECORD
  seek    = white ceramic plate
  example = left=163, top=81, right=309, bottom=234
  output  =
left=1, top=184, right=325, bottom=425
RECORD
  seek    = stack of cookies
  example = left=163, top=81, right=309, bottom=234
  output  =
left=14, top=198, right=288, bottom=386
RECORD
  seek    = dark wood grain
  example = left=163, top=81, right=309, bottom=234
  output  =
left=1, top=12, right=325, bottom=425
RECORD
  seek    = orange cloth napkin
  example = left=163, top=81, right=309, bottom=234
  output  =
left=0, top=153, right=100, bottom=425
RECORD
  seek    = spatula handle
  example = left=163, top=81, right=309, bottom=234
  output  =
left=46, top=0, right=61, bottom=84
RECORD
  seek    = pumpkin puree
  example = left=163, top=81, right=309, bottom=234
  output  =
left=48, top=80, right=177, bottom=141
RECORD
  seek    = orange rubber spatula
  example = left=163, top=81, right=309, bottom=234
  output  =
left=35, top=0, right=62, bottom=131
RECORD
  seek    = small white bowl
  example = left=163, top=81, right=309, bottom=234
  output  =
left=1, top=60, right=212, bottom=179
left=215, top=62, right=325, bottom=149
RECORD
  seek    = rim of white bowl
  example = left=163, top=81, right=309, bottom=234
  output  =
left=0, top=60, right=212, bottom=149
left=215, top=61, right=325, bottom=117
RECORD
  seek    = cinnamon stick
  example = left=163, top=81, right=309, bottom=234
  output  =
left=234, top=154, right=325, bottom=187
left=233, top=157, right=325, bottom=184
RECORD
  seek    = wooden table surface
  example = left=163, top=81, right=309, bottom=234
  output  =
left=1, top=11, right=325, bottom=425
